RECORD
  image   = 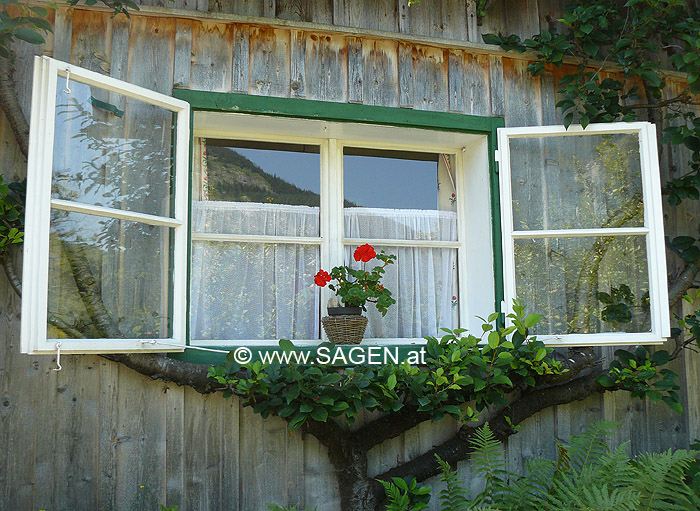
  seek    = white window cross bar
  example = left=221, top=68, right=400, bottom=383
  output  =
left=511, top=227, right=649, bottom=239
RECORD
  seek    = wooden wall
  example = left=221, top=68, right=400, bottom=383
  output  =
left=1, top=2, right=700, bottom=510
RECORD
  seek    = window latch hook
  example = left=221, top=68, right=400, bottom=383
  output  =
left=53, top=341, right=62, bottom=371
left=63, top=69, right=71, bottom=94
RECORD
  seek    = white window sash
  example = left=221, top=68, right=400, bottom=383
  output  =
left=21, top=56, right=190, bottom=354
left=497, top=122, right=670, bottom=345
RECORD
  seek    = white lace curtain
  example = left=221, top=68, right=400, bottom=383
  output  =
left=190, top=201, right=457, bottom=341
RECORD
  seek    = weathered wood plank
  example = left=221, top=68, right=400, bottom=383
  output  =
left=276, top=0, right=333, bottom=23
left=232, top=24, right=250, bottom=93
left=57, top=357, right=101, bottom=510
left=504, top=56, right=542, bottom=125
left=463, top=53, right=490, bottom=116
left=109, top=15, right=130, bottom=82
left=165, top=384, right=185, bottom=508
left=290, top=30, right=306, bottom=97
left=286, top=428, right=306, bottom=507
left=209, top=0, right=263, bottom=16
left=448, top=49, right=464, bottom=112
left=240, top=405, right=293, bottom=509
left=174, top=20, right=193, bottom=88
left=191, top=21, right=233, bottom=92
left=3, top=328, right=42, bottom=511
left=184, top=386, right=208, bottom=510
left=113, top=368, right=168, bottom=510
left=305, top=33, right=346, bottom=102
left=126, top=17, right=176, bottom=93
left=362, top=39, right=398, bottom=107
left=250, top=26, right=290, bottom=97
left=336, top=0, right=397, bottom=32
left=204, top=394, right=223, bottom=511
left=304, top=435, right=341, bottom=511
left=412, top=46, right=448, bottom=111
left=479, top=0, right=540, bottom=41
left=398, top=0, right=410, bottom=33
left=53, top=7, right=73, bottom=62
left=347, top=36, right=363, bottom=103
left=221, top=395, right=240, bottom=511
left=684, top=296, right=700, bottom=443
left=97, top=359, right=120, bottom=511
left=407, top=0, right=468, bottom=41
left=398, top=42, right=414, bottom=108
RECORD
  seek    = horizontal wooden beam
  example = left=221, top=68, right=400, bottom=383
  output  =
left=32, top=1, right=690, bottom=80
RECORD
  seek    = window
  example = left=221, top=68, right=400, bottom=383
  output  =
left=188, top=111, right=494, bottom=346
left=22, top=56, right=190, bottom=354
left=21, top=57, right=670, bottom=355
left=498, top=124, right=670, bottom=345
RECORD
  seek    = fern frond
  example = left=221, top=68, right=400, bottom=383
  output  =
left=633, top=449, right=699, bottom=511
left=469, top=424, right=510, bottom=504
left=496, top=458, right=557, bottom=510
left=380, top=479, right=411, bottom=511
left=561, top=420, right=617, bottom=472
left=547, top=478, right=639, bottom=511
left=436, top=454, right=471, bottom=511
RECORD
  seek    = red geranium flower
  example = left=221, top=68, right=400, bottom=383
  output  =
left=353, top=243, right=376, bottom=262
left=314, top=269, right=332, bottom=287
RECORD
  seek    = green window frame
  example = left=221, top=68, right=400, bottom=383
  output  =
left=170, top=90, right=505, bottom=365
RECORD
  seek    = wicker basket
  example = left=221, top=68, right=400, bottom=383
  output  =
left=321, top=314, right=368, bottom=345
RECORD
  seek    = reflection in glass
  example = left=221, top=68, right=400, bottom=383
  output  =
left=52, top=77, right=175, bottom=218
left=192, top=140, right=321, bottom=236
left=343, top=149, right=457, bottom=242
left=344, top=149, right=440, bottom=210
left=47, top=210, right=173, bottom=339
left=509, top=134, right=644, bottom=231
left=190, top=242, right=319, bottom=340
left=514, top=235, right=650, bottom=335
left=345, top=245, right=458, bottom=338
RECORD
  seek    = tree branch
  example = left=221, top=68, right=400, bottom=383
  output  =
left=375, top=370, right=609, bottom=486
left=0, top=54, right=29, bottom=158
left=668, top=260, right=699, bottom=308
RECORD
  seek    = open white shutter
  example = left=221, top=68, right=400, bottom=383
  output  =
left=21, top=56, right=189, bottom=354
left=497, top=122, right=669, bottom=346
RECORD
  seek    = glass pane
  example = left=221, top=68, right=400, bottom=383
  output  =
left=514, top=235, right=650, bottom=335
left=192, top=140, right=321, bottom=237
left=344, top=245, right=458, bottom=338
left=47, top=210, right=173, bottom=339
left=509, top=133, right=644, bottom=231
left=190, top=242, right=319, bottom=340
left=344, top=149, right=457, bottom=241
left=52, top=77, right=175, bottom=218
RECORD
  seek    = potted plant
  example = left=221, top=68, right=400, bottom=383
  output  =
left=313, top=244, right=396, bottom=344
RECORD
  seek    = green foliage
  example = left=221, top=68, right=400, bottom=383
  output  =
left=378, top=477, right=431, bottom=511
left=0, top=0, right=52, bottom=59
left=596, top=284, right=649, bottom=325
left=208, top=301, right=565, bottom=431
left=381, top=422, right=700, bottom=511
left=668, top=235, right=700, bottom=268
left=597, top=346, right=682, bottom=413
left=0, top=176, right=24, bottom=252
